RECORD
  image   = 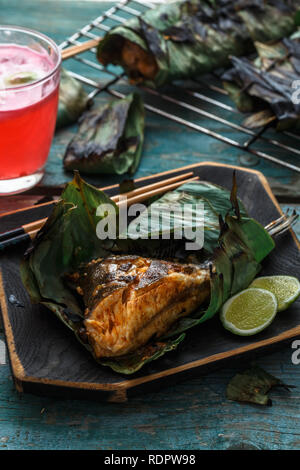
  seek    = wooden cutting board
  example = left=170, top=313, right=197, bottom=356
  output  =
left=0, top=163, right=299, bottom=402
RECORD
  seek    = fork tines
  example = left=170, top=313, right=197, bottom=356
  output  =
left=265, top=210, right=299, bottom=237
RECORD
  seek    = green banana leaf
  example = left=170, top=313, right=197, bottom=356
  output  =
left=97, top=0, right=299, bottom=88
left=122, top=181, right=248, bottom=254
left=222, top=32, right=300, bottom=130
left=63, top=93, right=145, bottom=175
left=20, top=173, right=275, bottom=374
left=56, top=69, right=90, bottom=129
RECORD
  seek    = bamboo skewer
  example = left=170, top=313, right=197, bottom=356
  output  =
left=23, top=176, right=199, bottom=245
left=0, top=218, right=48, bottom=242
left=0, top=172, right=194, bottom=242
left=0, top=171, right=195, bottom=221
left=61, top=38, right=101, bottom=60
left=0, top=173, right=198, bottom=250
left=117, top=176, right=198, bottom=206
left=0, top=171, right=196, bottom=218
left=111, top=172, right=194, bottom=202
left=0, top=228, right=39, bottom=251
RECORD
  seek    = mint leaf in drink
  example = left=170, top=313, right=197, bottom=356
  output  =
left=5, top=71, right=38, bottom=86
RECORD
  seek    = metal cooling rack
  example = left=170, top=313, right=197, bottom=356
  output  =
left=59, top=0, right=300, bottom=173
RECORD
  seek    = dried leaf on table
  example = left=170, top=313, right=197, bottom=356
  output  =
left=56, top=69, right=90, bottom=129
left=63, top=93, right=145, bottom=175
left=227, top=365, right=295, bottom=406
left=223, top=33, right=300, bottom=130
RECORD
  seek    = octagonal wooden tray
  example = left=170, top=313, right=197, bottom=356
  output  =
left=0, top=163, right=299, bottom=402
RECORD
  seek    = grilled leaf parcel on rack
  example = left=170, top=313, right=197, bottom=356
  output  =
left=20, top=172, right=275, bottom=374
left=56, top=69, right=90, bottom=129
left=222, top=33, right=300, bottom=130
left=63, top=93, right=145, bottom=175
left=97, top=0, right=299, bottom=88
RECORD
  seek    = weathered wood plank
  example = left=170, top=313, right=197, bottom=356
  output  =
left=0, top=191, right=299, bottom=450
left=0, top=342, right=300, bottom=450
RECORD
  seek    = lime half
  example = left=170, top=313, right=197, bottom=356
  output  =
left=250, top=276, right=300, bottom=312
left=220, top=288, right=277, bottom=336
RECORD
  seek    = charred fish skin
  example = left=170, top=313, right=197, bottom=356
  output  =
left=67, top=255, right=211, bottom=358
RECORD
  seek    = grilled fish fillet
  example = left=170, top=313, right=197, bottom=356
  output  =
left=121, top=40, right=158, bottom=83
left=67, top=255, right=211, bottom=358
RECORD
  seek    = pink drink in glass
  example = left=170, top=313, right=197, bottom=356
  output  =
left=0, top=26, right=61, bottom=195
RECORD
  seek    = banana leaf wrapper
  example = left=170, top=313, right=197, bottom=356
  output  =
left=56, top=69, right=90, bottom=129
left=63, top=93, right=145, bottom=175
left=20, top=173, right=275, bottom=374
left=97, top=0, right=299, bottom=88
left=222, top=33, right=300, bottom=130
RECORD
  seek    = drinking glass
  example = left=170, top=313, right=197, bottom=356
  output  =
left=0, top=25, right=61, bottom=195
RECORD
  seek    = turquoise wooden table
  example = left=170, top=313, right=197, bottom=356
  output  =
left=0, top=0, right=300, bottom=451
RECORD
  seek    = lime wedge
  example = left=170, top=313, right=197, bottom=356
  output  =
left=4, top=71, right=38, bottom=87
left=220, top=288, right=277, bottom=336
left=250, top=276, right=300, bottom=312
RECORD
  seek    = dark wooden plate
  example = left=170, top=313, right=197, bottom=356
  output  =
left=0, top=163, right=299, bottom=402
